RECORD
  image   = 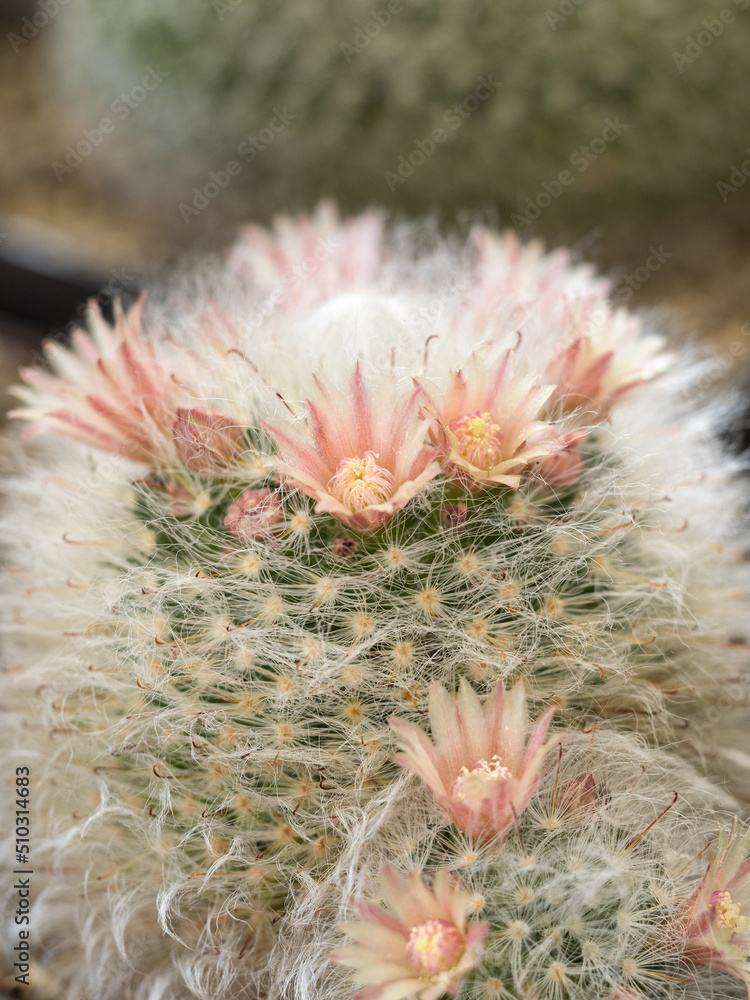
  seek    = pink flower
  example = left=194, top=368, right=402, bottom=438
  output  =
left=469, top=227, right=610, bottom=329
left=228, top=201, right=385, bottom=307
left=172, top=407, right=245, bottom=472
left=666, top=819, right=750, bottom=993
left=390, top=678, right=557, bottom=841
left=545, top=299, right=669, bottom=415
left=264, top=364, right=440, bottom=531
left=224, top=488, right=284, bottom=542
left=10, top=296, right=184, bottom=463
left=415, top=352, right=562, bottom=490
left=330, top=865, right=488, bottom=1000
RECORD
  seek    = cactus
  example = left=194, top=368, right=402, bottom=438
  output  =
left=2, top=205, right=749, bottom=1000
left=49, top=0, right=750, bottom=228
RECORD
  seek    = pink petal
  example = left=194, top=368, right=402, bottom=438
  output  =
left=519, top=706, right=557, bottom=775
left=353, top=980, right=424, bottom=1000
left=351, top=362, right=374, bottom=449
left=390, top=718, right=449, bottom=798
left=264, top=421, right=331, bottom=484
left=484, top=350, right=513, bottom=404
left=483, top=680, right=506, bottom=753
left=427, top=683, right=467, bottom=780
left=454, top=678, right=489, bottom=768
left=495, top=680, right=529, bottom=773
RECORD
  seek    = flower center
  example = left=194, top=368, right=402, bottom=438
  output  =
left=328, top=451, right=396, bottom=512
left=405, top=918, right=464, bottom=976
left=449, top=412, right=504, bottom=470
left=711, top=891, right=750, bottom=933
left=452, top=755, right=512, bottom=806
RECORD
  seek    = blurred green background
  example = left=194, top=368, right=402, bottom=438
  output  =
left=2, top=0, right=750, bottom=409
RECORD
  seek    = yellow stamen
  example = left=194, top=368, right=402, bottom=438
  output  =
left=452, top=755, right=511, bottom=804
left=405, top=918, right=464, bottom=975
left=449, top=411, right=505, bottom=470
left=712, top=891, right=750, bottom=932
left=328, top=451, right=396, bottom=512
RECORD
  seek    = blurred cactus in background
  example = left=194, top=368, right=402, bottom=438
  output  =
left=1, top=206, right=750, bottom=999
left=47, top=0, right=750, bottom=233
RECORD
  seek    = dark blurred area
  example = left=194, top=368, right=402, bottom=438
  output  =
left=2, top=0, right=750, bottom=432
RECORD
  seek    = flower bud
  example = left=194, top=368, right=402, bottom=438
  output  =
left=537, top=447, right=585, bottom=487
left=224, top=488, right=283, bottom=541
left=172, top=407, right=245, bottom=472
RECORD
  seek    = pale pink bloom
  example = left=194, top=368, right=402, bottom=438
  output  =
left=172, top=407, right=245, bottom=473
left=470, top=227, right=610, bottom=329
left=264, top=364, right=440, bottom=531
left=228, top=201, right=385, bottom=307
left=390, top=678, right=557, bottom=841
left=10, top=296, right=185, bottom=463
left=666, top=819, right=750, bottom=993
left=224, top=488, right=284, bottom=542
left=415, top=351, right=562, bottom=490
left=330, top=865, right=488, bottom=1000
left=545, top=298, right=669, bottom=415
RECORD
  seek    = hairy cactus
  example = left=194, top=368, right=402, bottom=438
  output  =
left=48, top=0, right=750, bottom=228
left=1, top=206, right=750, bottom=1000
